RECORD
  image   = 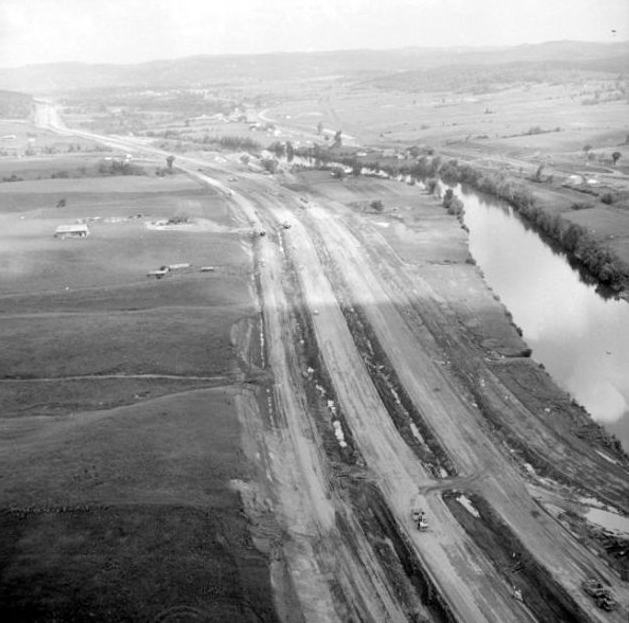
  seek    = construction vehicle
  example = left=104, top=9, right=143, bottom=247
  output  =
left=582, top=578, right=617, bottom=611
left=411, top=508, right=429, bottom=531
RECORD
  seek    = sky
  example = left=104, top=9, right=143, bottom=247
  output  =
left=0, top=0, right=627, bottom=68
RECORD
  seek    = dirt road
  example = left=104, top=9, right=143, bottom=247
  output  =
left=287, top=197, right=628, bottom=619
left=35, top=101, right=629, bottom=622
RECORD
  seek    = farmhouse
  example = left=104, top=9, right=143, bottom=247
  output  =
left=54, top=224, right=90, bottom=238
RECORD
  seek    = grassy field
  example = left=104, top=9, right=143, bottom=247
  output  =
left=0, top=158, right=274, bottom=621
left=0, top=377, right=225, bottom=418
left=0, top=172, right=240, bottom=296
left=0, top=390, right=277, bottom=623
left=0, top=120, right=105, bottom=156
left=0, top=306, right=245, bottom=377
left=270, top=80, right=629, bottom=154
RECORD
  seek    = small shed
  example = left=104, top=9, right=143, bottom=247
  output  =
left=54, top=224, right=90, bottom=238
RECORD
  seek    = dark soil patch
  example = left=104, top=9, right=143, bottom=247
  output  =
left=0, top=504, right=276, bottom=623
left=0, top=389, right=280, bottom=622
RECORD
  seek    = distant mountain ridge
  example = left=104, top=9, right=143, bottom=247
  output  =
left=0, top=40, right=627, bottom=94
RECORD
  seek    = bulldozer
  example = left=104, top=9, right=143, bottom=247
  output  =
left=582, top=578, right=617, bottom=611
left=411, top=508, right=429, bottom=531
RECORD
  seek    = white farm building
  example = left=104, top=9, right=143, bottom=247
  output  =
left=54, top=224, right=90, bottom=238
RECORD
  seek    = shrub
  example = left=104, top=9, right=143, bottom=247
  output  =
left=1, top=174, right=23, bottom=183
left=98, top=159, right=146, bottom=176
left=443, top=188, right=464, bottom=214
left=261, top=158, right=279, bottom=174
left=329, top=166, right=346, bottom=179
left=167, top=214, right=189, bottom=225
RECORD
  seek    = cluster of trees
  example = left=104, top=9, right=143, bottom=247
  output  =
left=155, top=155, right=176, bottom=177
left=261, top=158, right=279, bottom=173
left=584, top=144, right=622, bottom=165
left=1, top=174, right=24, bottom=183
left=3, top=166, right=98, bottom=183
left=442, top=188, right=464, bottom=216
left=154, top=132, right=262, bottom=153
left=97, top=159, right=146, bottom=176
left=200, top=135, right=261, bottom=151
left=267, top=141, right=295, bottom=161
left=167, top=214, right=189, bottom=225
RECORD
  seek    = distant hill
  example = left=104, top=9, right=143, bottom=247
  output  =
left=0, top=41, right=627, bottom=94
left=369, top=54, right=629, bottom=93
left=0, top=90, right=33, bottom=118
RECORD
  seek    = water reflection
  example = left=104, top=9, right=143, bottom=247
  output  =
left=457, top=184, right=629, bottom=451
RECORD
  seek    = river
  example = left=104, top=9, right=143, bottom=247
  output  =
left=453, top=183, right=629, bottom=452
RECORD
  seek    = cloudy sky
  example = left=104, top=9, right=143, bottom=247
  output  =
left=0, top=0, right=626, bottom=68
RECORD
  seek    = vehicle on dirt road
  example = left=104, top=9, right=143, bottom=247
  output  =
left=582, top=578, right=617, bottom=611
left=411, top=508, right=428, bottom=531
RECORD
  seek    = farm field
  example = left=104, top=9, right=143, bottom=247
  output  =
left=0, top=151, right=282, bottom=622
left=0, top=389, right=279, bottom=623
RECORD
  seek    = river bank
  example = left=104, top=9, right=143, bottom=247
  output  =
left=453, top=183, right=629, bottom=454
left=438, top=158, right=629, bottom=296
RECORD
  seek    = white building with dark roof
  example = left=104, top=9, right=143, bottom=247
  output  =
left=54, top=224, right=90, bottom=238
